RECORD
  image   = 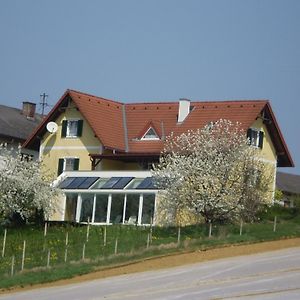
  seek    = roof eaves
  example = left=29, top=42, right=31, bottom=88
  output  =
left=264, top=102, right=294, bottom=167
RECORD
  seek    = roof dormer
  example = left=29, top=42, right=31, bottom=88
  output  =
left=141, top=126, right=160, bottom=140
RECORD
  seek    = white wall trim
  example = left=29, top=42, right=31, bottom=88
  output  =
left=41, top=146, right=101, bottom=151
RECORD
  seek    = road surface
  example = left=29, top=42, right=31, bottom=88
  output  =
left=1, top=246, right=300, bottom=299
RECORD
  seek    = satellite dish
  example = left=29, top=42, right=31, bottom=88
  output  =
left=46, top=122, right=58, bottom=133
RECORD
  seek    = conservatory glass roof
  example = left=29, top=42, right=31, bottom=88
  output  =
left=58, top=176, right=156, bottom=190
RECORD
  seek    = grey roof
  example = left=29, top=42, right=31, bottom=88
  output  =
left=276, top=172, right=300, bottom=194
left=0, top=104, right=42, bottom=141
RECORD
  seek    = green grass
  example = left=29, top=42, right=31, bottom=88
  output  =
left=1, top=217, right=300, bottom=290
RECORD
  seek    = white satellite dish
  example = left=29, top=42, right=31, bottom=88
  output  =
left=46, top=122, right=58, bottom=133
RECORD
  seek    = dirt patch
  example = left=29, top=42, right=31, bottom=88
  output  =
left=2, top=238, right=300, bottom=294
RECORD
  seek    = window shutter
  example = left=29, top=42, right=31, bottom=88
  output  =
left=57, top=158, right=64, bottom=176
left=73, top=158, right=80, bottom=170
left=246, top=129, right=252, bottom=144
left=61, top=120, right=67, bottom=137
left=77, top=120, right=83, bottom=137
left=258, top=131, right=264, bottom=149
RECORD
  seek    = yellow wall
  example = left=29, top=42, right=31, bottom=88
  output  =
left=98, top=159, right=142, bottom=171
left=249, top=118, right=277, bottom=164
left=40, top=100, right=101, bottom=177
left=247, top=118, right=277, bottom=206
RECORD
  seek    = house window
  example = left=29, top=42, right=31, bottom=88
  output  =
left=64, top=193, right=78, bottom=222
left=247, top=128, right=264, bottom=149
left=69, top=193, right=155, bottom=225
left=57, top=157, right=79, bottom=176
left=61, top=120, right=83, bottom=138
left=80, top=193, right=94, bottom=222
left=141, top=127, right=160, bottom=140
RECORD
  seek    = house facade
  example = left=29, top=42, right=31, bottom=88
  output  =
left=23, top=90, right=294, bottom=225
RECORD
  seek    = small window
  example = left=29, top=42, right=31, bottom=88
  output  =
left=247, top=128, right=264, bottom=149
left=141, top=127, right=160, bottom=140
left=61, top=120, right=83, bottom=138
left=57, top=158, right=79, bottom=176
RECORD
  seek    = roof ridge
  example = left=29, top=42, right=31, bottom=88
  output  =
left=68, top=89, right=124, bottom=105
left=125, top=100, right=269, bottom=106
left=67, top=90, right=269, bottom=105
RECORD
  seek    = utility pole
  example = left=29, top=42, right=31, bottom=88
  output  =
left=40, top=93, right=49, bottom=117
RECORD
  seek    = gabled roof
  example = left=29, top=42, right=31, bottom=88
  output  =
left=0, top=104, right=42, bottom=142
left=23, top=89, right=294, bottom=167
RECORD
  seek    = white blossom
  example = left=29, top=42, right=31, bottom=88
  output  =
left=0, top=144, right=60, bottom=223
left=152, top=119, right=273, bottom=225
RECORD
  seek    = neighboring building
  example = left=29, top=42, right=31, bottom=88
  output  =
left=0, top=101, right=42, bottom=159
left=23, top=89, right=294, bottom=225
left=276, top=172, right=300, bottom=207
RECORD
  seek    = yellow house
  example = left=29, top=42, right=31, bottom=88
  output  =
left=23, top=90, right=293, bottom=225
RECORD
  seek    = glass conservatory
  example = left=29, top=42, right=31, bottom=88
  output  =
left=56, top=171, right=158, bottom=226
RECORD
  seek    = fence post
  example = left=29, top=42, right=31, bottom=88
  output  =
left=21, top=240, right=26, bottom=271
left=11, top=256, right=15, bottom=277
left=147, top=233, right=150, bottom=249
left=64, top=232, right=69, bottom=263
left=209, top=221, right=212, bottom=238
left=177, top=227, right=181, bottom=245
left=47, top=249, right=50, bottom=268
left=65, top=232, right=69, bottom=246
left=44, top=222, right=48, bottom=237
left=43, top=222, right=48, bottom=251
left=86, top=217, right=90, bottom=242
left=64, top=247, right=68, bottom=263
left=82, top=243, right=86, bottom=260
left=2, top=228, right=7, bottom=258
left=273, top=216, right=277, bottom=232
left=104, top=226, right=107, bottom=246
left=239, top=220, right=243, bottom=236
left=114, top=238, right=118, bottom=255
left=150, top=217, right=153, bottom=243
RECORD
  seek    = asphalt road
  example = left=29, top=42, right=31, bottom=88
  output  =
left=1, top=247, right=300, bottom=300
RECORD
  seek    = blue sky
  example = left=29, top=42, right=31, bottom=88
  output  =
left=1, top=0, right=299, bottom=174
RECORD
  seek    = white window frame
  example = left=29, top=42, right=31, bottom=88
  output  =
left=249, top=128, right=262, bottom=148
left=63, top=157, right=79, bottom=172
left=66, top=119, right=80, bottom=138
left=70, top=192, right=156, bottom=226
left=141, top=127, right=160, bottom=140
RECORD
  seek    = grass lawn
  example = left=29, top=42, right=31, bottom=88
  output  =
left=1, top=215, right=300, bottom=289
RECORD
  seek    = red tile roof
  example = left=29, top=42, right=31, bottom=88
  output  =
left=68, top=91, right=125, bottom=150
left=22, top=89, right=294, bottom=167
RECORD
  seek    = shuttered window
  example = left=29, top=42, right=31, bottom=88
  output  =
left=57, top=158, right=80, bottom=176
left=247, top=128, right=264, bottom=149
left=61, top=120, right=83, bottom=138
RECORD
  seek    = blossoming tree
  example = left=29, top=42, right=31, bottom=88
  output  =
left=0, top=144, right=60, bottom=225
left=152, top=119, right=274, bottom=225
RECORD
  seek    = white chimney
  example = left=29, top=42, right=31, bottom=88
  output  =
left=177, top=98, right=191, bottom=123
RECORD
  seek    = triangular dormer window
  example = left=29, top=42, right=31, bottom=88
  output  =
left=141, top=127, right=160, bottom=140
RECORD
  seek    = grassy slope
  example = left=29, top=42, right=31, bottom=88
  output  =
left=1, top=215, right=300, bottom=289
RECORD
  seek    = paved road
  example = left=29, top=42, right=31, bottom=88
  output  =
left=1, top=247, right=300, bottom=300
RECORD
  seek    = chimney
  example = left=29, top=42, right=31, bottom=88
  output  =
left=22, top=101, right=36, bottom=119
left=177, top=98, right=191, bottom=123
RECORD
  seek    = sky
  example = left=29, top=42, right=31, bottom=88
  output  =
left=0, top=0, right=299, bottom=174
